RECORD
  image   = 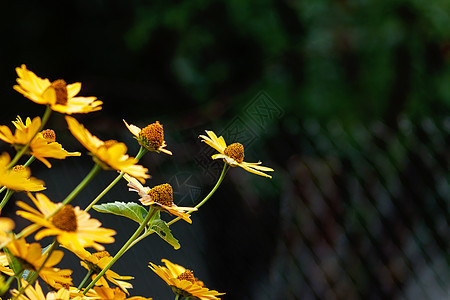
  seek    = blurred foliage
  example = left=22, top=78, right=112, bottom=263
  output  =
left=2, top=0, right=449, bottom=126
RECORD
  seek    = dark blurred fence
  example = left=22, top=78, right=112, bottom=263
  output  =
left=268, top=117, right=449, bottom=300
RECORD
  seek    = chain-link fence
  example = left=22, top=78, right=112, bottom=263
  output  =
left=263, top=117, right=450, bottom=300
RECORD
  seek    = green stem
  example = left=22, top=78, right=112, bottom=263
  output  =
left=135, top=146, right=148, bottom=160
left=167, top=163, right=229, bottom=226
left=23, top=155, right=36, bottom=167
left=1, top=274, right=17, bottom=296
left=14, top=163, right=102, bottom=240
left=78, top=269, right=94, bottom=290
left=85, top=171, right=124, bottom=212
left=61, top=164, right=102, bottom=206
left=0, top=189, right=14, bottom=212
left=82, top=207, right=156, bottom=295
left=12, top=239, right=58, bottom=300
left=175, top=294, right=181, bottom=300
left=85, top=147, right=147, bottom=212
left=125, top=164, right=230, bottom=252
left=7, top=105, right=52, bottom=169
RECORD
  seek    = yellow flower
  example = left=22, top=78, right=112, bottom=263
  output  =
left=0, top=152, right=45, bottom=191
left=13, top=64, right=102, bottom=114
left=11, top=280, right=70, bottom=300
left=0, top=116, right=40, bottom=146
left=0, top=116, right=81, bottom=168
left=0, top=252, right=14, bottom=276
left=81, top=286, right=152, bottom=300
left=5, top=239, right=73, bottom=288
left=16, top=193, right=116, bottom=252
left=123, top=120, right=172, bottom=155
left=199, top=130, right=274, bottom=178
left=0, top=218, right=14, bottom=232
left=67, top=247, right=133, bottom=294
left=66, top=116, right=149, bottom=183
left=149, top=259, right=224, bottom=300
left=0, top=218, right=15, bottom=247
left=124, top=174, right=196, bottom=223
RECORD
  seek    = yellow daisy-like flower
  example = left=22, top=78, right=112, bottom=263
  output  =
left=11, top=280, right=70, bottom=300
left=16, top=193, right=116, bottom=252
left=66, top=116, right=149, bottom=183
left=0, top=116, right=81, bottom=168
left=14, top=64, right=102, bottom=114
left=199, top=130, right=274, bottom=178
left=5, top=238, right=73, bottom=288
left=81, top=286, right=152, bottom=300
left=0, top=252, right=14, bottom=276
left=30, top=129, right=81, bottom=168
left=124, top=174, right=196, bottom=223
left=67, top=247, right=133, bottom=294
left=123, top=120, right=172, bottom=155
left=0, top=218, right=15, bottom=247
left=0, top=116, right=40, bottom=146
left=0, top=152, right=45, bottom=192
left=149, top=259, right=224, bottom=300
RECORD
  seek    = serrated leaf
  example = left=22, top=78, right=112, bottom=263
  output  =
left=93, top=202, right=149, bottom=224
left=150, top=219, right=180, bottom=250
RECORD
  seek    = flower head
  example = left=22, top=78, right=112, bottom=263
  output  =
left=81, top=286, right=152, bottom=300
left=149, top=259, right=224, bottom=300
left=0, top=152, right=45, bottom=191
left=66, top=116, right=149, bottom=183
left=67, top=247, right=133, bottom=294
left=16, top=193, right=116, bottom=252
left=199, top=130, right=274, bottom=178
left=0, top=116, right=41, bottom=146
left=5, top=239, right=73, bottom=288
left=124, top=174, right=196, bottom=223
left=124, top=120, right=172, bottom=155
left=11, top=279, right=70, bottom=300
left=14, top=64, right=102, bottom=114
left=0, top=116, right=81, bottom=168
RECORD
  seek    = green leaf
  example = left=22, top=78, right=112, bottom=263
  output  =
left=149, top=219, right=181, bottom=250
left=93, top=202, right=149, bottom=224
left=3, top=248, right=22, bottom=278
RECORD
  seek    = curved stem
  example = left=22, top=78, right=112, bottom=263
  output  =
left=167, top=163, right=229, bottom=226
left=7, top=105, right=52, bottom=169
left=125, top=163, right=230, bottom=251
left=82, top=207, right=156, bottom=295
left=85, top=146, right=147, bottom=212
left=0, top=189, right=14, bottom=212
left=175, top=294, right=181, bottom=300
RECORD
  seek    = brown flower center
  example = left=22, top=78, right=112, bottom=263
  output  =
left=41, top=129, right=56, bottom=143
left=138, top=121, right=164, bottom=150
left=51, top=79, right=68, bottom=105
left=93, top=251, right=110, bottom=260
left=51, top=205, right=77, bottom=232
left=11, top=165, right=26, bottom=172
left=148, top=183, right=173, bottom=206
left=224, top=143, right=245, bottom=163
left=102, top=140, right=118, bottom=149
left=177, top=270, right=195, bottom=283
